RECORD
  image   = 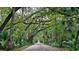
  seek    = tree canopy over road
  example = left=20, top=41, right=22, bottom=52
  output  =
left=0, top=7, right=79, bottom=51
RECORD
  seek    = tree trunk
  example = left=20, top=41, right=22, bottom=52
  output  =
left=0, top=7, right=20, bottom=32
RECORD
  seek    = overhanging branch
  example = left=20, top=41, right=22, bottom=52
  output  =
left=0, top=7, right=21, bottom=32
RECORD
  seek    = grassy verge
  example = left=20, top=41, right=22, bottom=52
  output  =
left=13, top=45, right=28, bottom=51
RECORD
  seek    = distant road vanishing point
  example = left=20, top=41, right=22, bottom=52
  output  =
left=23, top=41, right=65, bottom=51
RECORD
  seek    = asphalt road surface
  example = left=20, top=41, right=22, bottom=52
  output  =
left=23, top=43, right=65, bottom=51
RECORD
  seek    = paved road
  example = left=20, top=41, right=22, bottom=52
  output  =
left=23, top=43, right=65, bottom=51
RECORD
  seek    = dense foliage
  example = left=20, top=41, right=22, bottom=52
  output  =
left=0, top=7, right=79, bottom=50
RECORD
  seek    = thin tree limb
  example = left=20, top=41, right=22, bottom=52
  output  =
left=0, top=7, right=21, bottom=32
